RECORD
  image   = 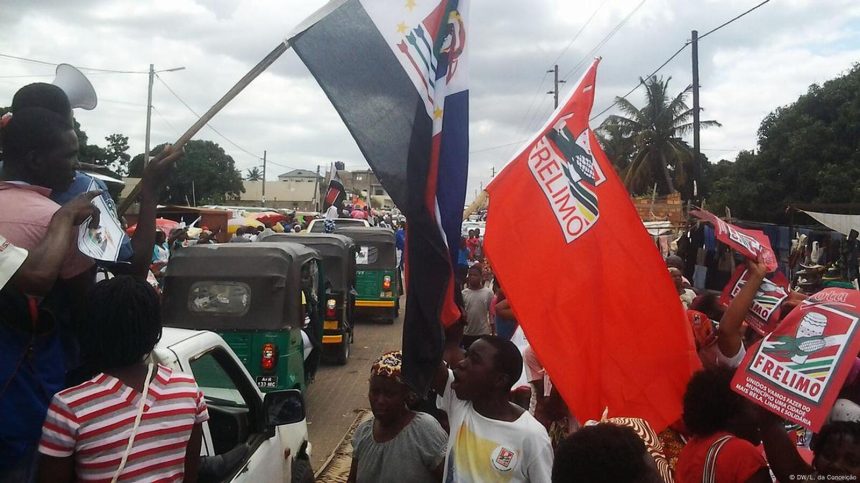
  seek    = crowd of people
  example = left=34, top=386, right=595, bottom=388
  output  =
left=346, top=225, right=860, bottom=483
left=1, top=80, right=859, bottom=483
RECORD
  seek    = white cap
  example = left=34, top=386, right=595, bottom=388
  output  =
left=0, top=235, right=28, bottom=290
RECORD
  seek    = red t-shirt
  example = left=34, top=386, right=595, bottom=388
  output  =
left=675, top=432, right=768, bottom=483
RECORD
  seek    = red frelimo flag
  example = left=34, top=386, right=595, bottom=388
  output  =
left=484, top=59, right=701, bottom=431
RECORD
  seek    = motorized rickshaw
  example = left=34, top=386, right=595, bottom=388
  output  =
left=259, top=232, right=357, bottom=365
left=335, top=226, right=400, bottom=323
left=162, top=243, right=325, bottom=392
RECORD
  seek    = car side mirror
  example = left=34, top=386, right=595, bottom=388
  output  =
left=263, top=389, right=305, bottom=426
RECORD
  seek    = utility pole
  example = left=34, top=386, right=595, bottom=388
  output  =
left=261, top=150, right=267, bottom=206
left=547, top=64, right=566, bottom=109
left=143, top=65, right=185, bottom=166
left=691, top=30, right=701, bottom=198
left=313, top=164, right=321, bottom=211
left=491, top=166, right=496, bottom=178
left=144, top=64, right=154, bottom=165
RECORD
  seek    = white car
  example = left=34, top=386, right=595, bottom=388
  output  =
left=151, top=328, right=313, bottom=482
left=306, top=217, right=370, bottom=233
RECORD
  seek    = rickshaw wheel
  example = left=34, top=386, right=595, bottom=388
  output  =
left=335, top=330, right=350, bottom=365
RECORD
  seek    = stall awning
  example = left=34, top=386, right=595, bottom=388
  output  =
left=800, top=210, right=860, bottom=236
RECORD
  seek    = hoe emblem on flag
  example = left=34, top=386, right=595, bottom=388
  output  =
left=527, top=116, right=606, bottom=243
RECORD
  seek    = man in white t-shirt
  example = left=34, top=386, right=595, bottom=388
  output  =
left=432, top=335, right=553, bottom=483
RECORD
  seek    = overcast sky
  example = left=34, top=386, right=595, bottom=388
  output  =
left=2, top=0, right=858, bottom=203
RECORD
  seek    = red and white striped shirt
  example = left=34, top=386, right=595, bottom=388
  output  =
left=39, top=364, right=209, bottom=482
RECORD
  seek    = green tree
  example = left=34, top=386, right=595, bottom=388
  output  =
left=129, top=139, right=244, bottom=205
left=599, top=76, right=720, bottom=198
left=708, top=63, right=860, bottom=223
left=245, top=166, right=263, bottom=181
left=101, top=133, right=131, bottom=176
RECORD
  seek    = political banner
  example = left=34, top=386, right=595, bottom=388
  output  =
left=720, top=265, right=790, bottom=335
left=731, top=288, right=860, bottom=431
left=690, top=209, right=777, bottom=272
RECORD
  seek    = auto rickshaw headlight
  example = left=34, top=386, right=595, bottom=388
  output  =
left=382, top=275, right=392, bottom=290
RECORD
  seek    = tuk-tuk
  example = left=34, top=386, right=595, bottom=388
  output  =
left=162, top=243, right=325, bottom=392
left=335, top=227, right=400, bottom=323
left=259, top=233, right=357, bottom=365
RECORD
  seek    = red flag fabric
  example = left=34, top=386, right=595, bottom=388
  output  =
left=484, top=59, right=700, bottom=432
left=731, top=288, right=860, bottom=431
left=690, top=209, right=778, bottom=272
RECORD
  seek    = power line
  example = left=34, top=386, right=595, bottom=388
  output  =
left=154, top=74, right=303, bottom=172
left=588, top=0, right=771, bottom=122
left=0, top=52, right=185, bottom=75
left=699, top=0, right=770, bottom=40
left=550, top=0, right=610, bottom=66
left=469, top=139, right=529, bottom=154
left=561, top=0, right=648, bottom=82
left=589, top=42, right=689, bottom=121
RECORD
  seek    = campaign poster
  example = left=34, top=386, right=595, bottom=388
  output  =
left=690, top=209, right=778, bottom=272
left=720, top=266, right=791, bottom=335
left=77, top=179, right=126, bottom=262
left=731, top=289, right=860, bottom=431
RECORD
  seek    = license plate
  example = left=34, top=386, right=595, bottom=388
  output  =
left=324, top=320, right=339, bottom=330
left=256, top=376, right=278, bottom=389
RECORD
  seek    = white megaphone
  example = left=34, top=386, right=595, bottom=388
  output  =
left=52, top=63, right=97, bottom=110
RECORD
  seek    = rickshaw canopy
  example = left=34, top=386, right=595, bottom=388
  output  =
left=258, top=233, right=356, bottom=292
left=335, top=226, right=397, bottom=269
left=162, top=242, right=321, bottom=331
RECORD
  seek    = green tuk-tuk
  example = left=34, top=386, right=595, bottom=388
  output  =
left=335, top=227, right=400, bottom=323
left=162, top=243, right=324, bottom=392
left=259, top=232, right=357, bottom=365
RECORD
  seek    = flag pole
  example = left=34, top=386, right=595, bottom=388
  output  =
left=118, top=41, right=291, bottom=216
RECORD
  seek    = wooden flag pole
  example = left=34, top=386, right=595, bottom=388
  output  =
left=118, top=41, right=291, bottom=216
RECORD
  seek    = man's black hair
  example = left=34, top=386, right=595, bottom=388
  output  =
left=479, top=335, right=522, bottom=391
left=11, top=83, right=71, bottom=117
left=0, top=107, right=72, bottom=166
left=81, top=276, right=162, bottom=370
left=682, top=367, right=745, bottom=437
left=552, top=423, right=651, bottom=483
left=811, top=420, right=860, bottom=454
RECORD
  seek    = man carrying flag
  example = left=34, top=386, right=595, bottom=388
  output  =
left=483, top=59, right=701, bottom=432
left=291, top=0, right=469, bottom=394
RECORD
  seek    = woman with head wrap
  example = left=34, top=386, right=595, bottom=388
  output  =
left=347, top=351, right=448, bottom=483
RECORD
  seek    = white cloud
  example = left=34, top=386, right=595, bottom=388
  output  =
left=1, top=0, right=858, bottom=205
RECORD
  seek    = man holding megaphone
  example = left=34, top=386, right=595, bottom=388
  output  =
left=0, top=70, right=182, bottom=480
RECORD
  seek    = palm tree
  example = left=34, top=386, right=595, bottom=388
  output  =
left=245, top=167, right=263, bottom=181
left=599, top=76, right=720, bottom=197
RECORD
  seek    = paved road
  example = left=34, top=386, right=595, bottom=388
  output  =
left=305, top=298, right=405, bottom=472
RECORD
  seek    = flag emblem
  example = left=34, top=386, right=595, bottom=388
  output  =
left=527, top=117, right=606, bottom=243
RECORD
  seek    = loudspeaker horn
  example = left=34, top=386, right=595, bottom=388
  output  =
left=53, top=63, right=97, bottom=110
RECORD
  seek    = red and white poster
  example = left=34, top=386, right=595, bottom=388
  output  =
left=720, top=265, right=790, bottom=335
left=690, top=209, right=778, bottom=272
left=731, top=289, right=860, bottom=431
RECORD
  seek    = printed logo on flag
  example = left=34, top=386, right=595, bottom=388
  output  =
left=749, top=301, right=856, bottom=403
left=721, top=221, right=764, bottom=257
left=527, top=118, right=606, bottom=243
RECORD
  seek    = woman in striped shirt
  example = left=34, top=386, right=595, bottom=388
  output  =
left=37, top=276, right=208, bottom=482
